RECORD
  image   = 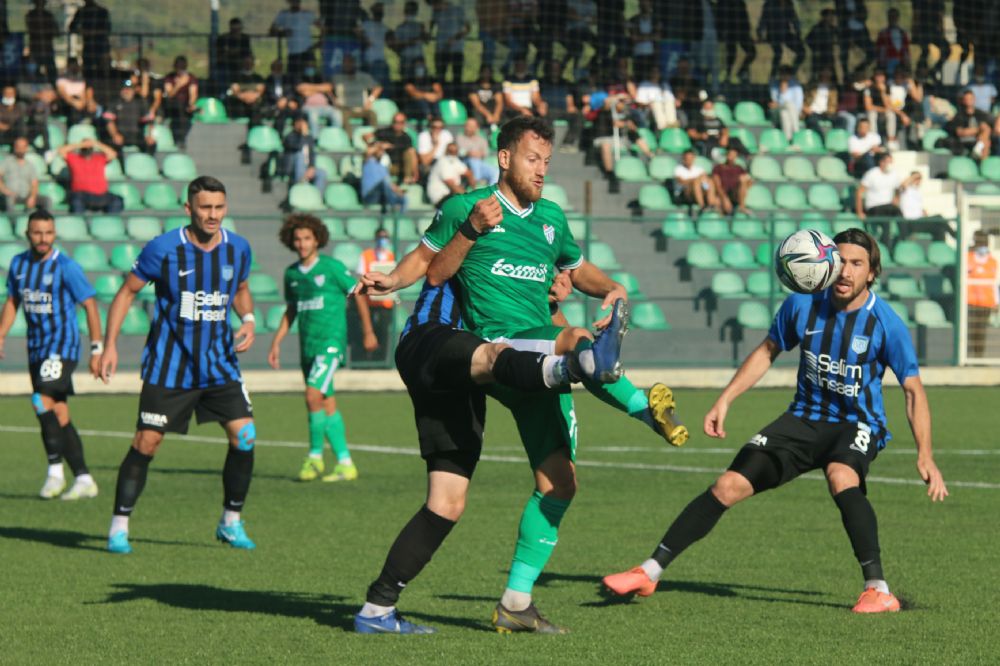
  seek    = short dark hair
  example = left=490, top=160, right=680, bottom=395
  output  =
left=682, top=148, right=695, bottom=156
left=876, top=151, right=892, bottom=166
left=833, top=227, right=881, bottom=284
left=187, top=175, right=226, bottom=203
left=496, top=116, right=554, bottom=151
left=279, top=213, right=329, bottom=250
left=27, top=208, right=53, bottom=226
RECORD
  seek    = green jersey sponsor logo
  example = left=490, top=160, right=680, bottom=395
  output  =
left=489, top=259, right=549, bottom=282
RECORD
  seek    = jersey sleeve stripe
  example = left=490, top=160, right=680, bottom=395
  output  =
left=421, top=236, right=443, bottom=253
left=557, top=257, right=584, bottom=270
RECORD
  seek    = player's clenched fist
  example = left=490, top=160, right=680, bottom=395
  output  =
left=467, top=195, right=504, bottom=234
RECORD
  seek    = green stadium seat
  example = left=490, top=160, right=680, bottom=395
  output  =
left=36, top=123, right=64, bottom=151
left=639, top=184, right=676, bottom=211
left=712, top=271, right=748, bottom=298
left=888, top=300, right=914, bottom=326
left=588, top=241, right=621, bottom=270
left=76, top=304, right=107, bottom=330
left=816, top=155, right=852, bottom=182
left=318, top=127, right=353, bottom=152
left=542, top=184, right=571, bottom=209
left=48, top=155, right=68, bottom=180
left=783, top=156, right=818, bottom=182
left=38, top=181, right=66, bottom=206
left=948, top=156, right=982, bottom=183
left=749, top=155, right=783, bottom=181
left=974, top=183, right=1000, bottom=194
left=755, top=241, right=775, bottom=267
left=728, top=127, right=757, bottom=153
left=104, top=158, right=125, bottom=181
left=248, top=273, right=280, bottom=299
left=372, top=98, right=399, bottom=126
left=927, top=241, right=956, bottom=267
left=733, top=101, right=768, bottom=126
left=791, top=129, right=825, bottom=154
left=981, top=156, right=1000, bottom=181
left=758, top=128, right=790, bottom=154
left=93, top=273, right=123, bottom=302
left=345, top=216, right=381, bottom=240
left=321, top=217, right=349, bottom=240
left=775, top=184, right=809, bottom=209
left=658, top=127, right=691, bottom=153
left=66, top=124, right=97, bottom=144
left=922, top=274, right=954, bottom=299
left=697, top=212, right=733, bottom=239
left=0, top=243, right=22, bottom=269
left=886, top=273, right=923, bottom=298
left=152, top=124, right=177, bottom=152
left=746, top=271, right=776, bottom=296
left=162, top=154, right=198, bottom=181
left=731, top=214, right=767, bottom=239
left=124, top=153, right=160, bottom=180
left=721, top=241, right=757, bottom=268
left=823, top=128, right=850, bottom=153
left=714, top=101, right=734, bottom=125
left=90, top=215, right=128, bottom=241
left=314, top=154, right=338, bottom=181
left=631, top=301, right=670, bottom=330
left=338, top=155, right=364, bottom=180
left=686, top=241, right=724, bottom=268
left=893, top=240, right=929, bottom=267
left=121, top=305, right=151, bottom=335
left=332, top=241, right=363, bottom=267
left=609, top=271, right=644, bottom=298
left=194, top=97, right=228, bottom=123
left=833, top=212, right=862, bottom=234
left=265, top=305, right=289, bottom=332
left=438, top=99, right=468, bottom=125
left=325, top=183, right=363, bottom=211
left=0, top=216, right=14, bottom=240
left=109, top=183, right=143, bottom=210
left=559, top=301, right=586, bottom=328
left=661, top=215, right=699, bottom=240
left=745, top=184, right=775, bottom=210
left=769, top=213, right=798, bottom=238
left=403, top=184, right=431, bottom=211
left=55, top=215, right=90, bottom=241
left=808, top=183, right=842, bottom=211
left=799, top=212, right=834, bottom=236
left=163, top=215, right=187, bottom=232
left=127, top=216, right=162, bottom=241
left=568, top=217, right=591, bottom=240
left=143, top=183, right=179, bottom=210
left=914, top=299, right=951, bottom=328
left=921, top=127, right=950, bottom=154
left=352, top=126, right=376, bottom=151
left=878, top=241, right=895, bottom=267
left=634, top=127, right=658, bottom=154
left=614, top=156, right=648, bottom=182
left=247, top=126, right=282, bottom=153
left=289, top=183, right=326, bottom=211
left=648, top=155, right=678, bottom=180
left=8, top=309, right=27, bottom=336
left=737, top=300, right=772, bottom=329
left=24, top=152, right=48, bottom=180
left=110, top=243, right=142, bottom=272
left=72, top=243, right=109, bottom=271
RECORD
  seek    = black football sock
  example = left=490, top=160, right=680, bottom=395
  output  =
left=366, top=505, right=456, bottom=606
left=113, top=448, right=153, bottom=516
left=490, top=348, right=549, bottom=392
left=37, top=410, right=64, bottom=465
left=651, top=489, right=729, bottom=569
left=61, top=422, right=89, bottom=476
left=833, top=487, right=884, bottom=581
left=222, top=448, right=254, bottom=512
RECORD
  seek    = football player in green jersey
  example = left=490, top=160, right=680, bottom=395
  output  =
left=268, top=213, right=378, bottom=482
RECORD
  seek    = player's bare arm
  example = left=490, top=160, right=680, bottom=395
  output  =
left=704, top=337, right=781, bottom=439
left=426, top=195, right=503, bottom=287
left=353, top=289, right=379, bottom=352
left=267, top=303, right=297, bottom=369
left=901, top=375, right=948, bottom=502
left=0, top=296, right=18, bottom=359
left=567, top=260, right=627, bottom=328
left=81, top=297, right=103, bottom=378
left=359, top=244, right=436, bottom=296
left=232, top=280, right=255, bottom=353
left=101, top=272, right=146, bottom=383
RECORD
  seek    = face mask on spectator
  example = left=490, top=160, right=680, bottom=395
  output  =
left=1, top=97, right=14, bottom=106
left=376, top=237, right=390, bottom=251
left=976, top=246, right=990, bottom=258
left=702, top=109, right=716, bottom=119
left=303, top=66, right=316, bottom=78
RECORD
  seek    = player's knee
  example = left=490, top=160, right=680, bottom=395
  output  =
left=825, top=463, right=861, bottom=495
left=711, top=471, right=754, bottom=507
left=234, top=422, right=256, bottom=451
left=30, top=393, right=48, bottom=415
left=427, top=495, right=466, bottom=522
left=133, top=431, right=163, bottom=456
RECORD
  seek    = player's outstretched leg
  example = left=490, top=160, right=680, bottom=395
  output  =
left=321, top=410, right=358, bottom=482
left=60, top=422, right=98, bottom=500
left=833, top=485, right=900, bottom=613
left=216, top=421, right=256, bottom=549
left=108, top=446, right=154, bottom=554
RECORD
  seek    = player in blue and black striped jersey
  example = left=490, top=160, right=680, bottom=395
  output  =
left=604, top=228, right=949, bottom=614
left=0, top=209, right=102, bottom=500
left=99, top=176, right=260, bottom=555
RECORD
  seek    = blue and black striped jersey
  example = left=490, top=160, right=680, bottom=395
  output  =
left=132, top=227, right=252, bottom=389
left=6, top=250, right=95, bottom=363
left=768, top=290, right=919, bottom=447
left=400, top=278, right=464, bottom=339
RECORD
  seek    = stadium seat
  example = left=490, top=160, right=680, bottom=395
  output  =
left=76, top=304, right=107, bottom=330
left=162, top=154, right=198, bottom=181
left=559, top=300, right=586, bottom=328
left=686, top=241, right=724, bottom=269
left=372, top=98, right=399, bottom=126
left=332, top=241, right=363, bottom=267
left=733, top=101, right=768, bottom=126
left=109, top=183, right=143, bottom=210
left=927, top=241, right=956, bottom=267
left=758, top=128, right=790, bottom=154
left=568, top=218, right=591, bottom=240
left=885, top=273, right=923, bottom=298
left=974, top=183, right=1000, bottom=194
left=638, top=184, right=676, bottom=211
left=289, top=183, right=326, bottom=211
left=712, top=271, right=748, bottom=298
left=265, top=305, right=288, bottom=332
left=697, top=212, right=733, bottom=239
left=728, top=126, right=757, bottom=153
left=745, top=184, right=775, bottom=210
left=110, top=243, right=141, bottom=272
left=737, top=300, right=772, bottom=329
left=648, top=155, right=678, bottom=180
left=248, top=273, right=280, bottom=299
left=775, top=184, right=809, bottom=209
left=981, top=156, right=1000, bottom=181
left=36, top=124, right=64, bottom=151
left=749, top=155, right=783, bottom=181
left=126, top=216, right=161, bottom=242
left=103, top=158, right=125, bottom=181
left=823, top=128, right=850, bottom=153
left=658, top=127, right=691, bottom=154
left=118, top=305, right=150, bottom=335
left=0, top=243, right=21, bottom=270
left=816, top=155, right=852, bottom=182
left=438, top=99, right=468, bottom=125
left=38, top=181, right=66, bottom=206
left=588, top=241, right=621, bottom=270
left=152, top=124, right=177, bottom=152
left=833, top=212, right=862, bottom=234
left=631, top=301, right=670, bottom=330
left=55, top=215, right=90, bottom=241
left=661, top=214, right=699, bottom=240
left=0, top=216, right=14, bottom=240
left=922, top=274, right=954, bottom=299
left=318, top=127, right=353, bottom=152
left=542, top=184, right=571, bottom=209
left=609, top=271, right=644, bottom=298
left=325, top=183, right=364, bottom=211
left=402, top=183, right=432, bottom=210
left=714, top=101, right=734, bottom=125
left=320, top=217, right=349, bottom=240
left=247, top=126, right=282, bottom=153
left=194, top=97, right=228, bottom=123
left=346, top=216, right=381, bottom=240
left=798, top=213, right=833, bottom=236
left=93, top=274, right=123, bottom=302
left=143, top=183, right=179, bottom=210
left=791, top=129, right=825, bottom=154
left=124, top=153, right=160, bottom=180
left=878, top=241, right=895, bottom=267
left=746, top=271, right=776, bottom=296
left=947, top=156, right=982, bottom=183
left=807, top=183, right=842, bottom=211
left=755, top=241, right=775, bottom=267
left=721, top=241, right=757, bottom=268
left=72, top=243, right=109, bottom=271
left=769, top=213, right=798, bottom=238
left=893, top=240, right=929, bottom=267
left=163, top=216, right=188, bottom=233
left=634, top=127, right=658, bottom=154
left=888, top=300, right=914, bottom=326
left=90, top=215, right=128, bottom=241
left=914, top=299, right=951, bottom=327
left=312, top=155, right=338, bottom=181
left=66, top=124, right=97, bottom=144
left=352, top=126, right=376, bottom=151
left=783, top=156, right=818, bottom=182
left=921, top=127, right=949, bottom=154
left=614, top=156, right=648, bottom=182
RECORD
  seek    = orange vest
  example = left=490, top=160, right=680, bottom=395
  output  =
left=359, top=247, right=397, bottom=309
left=968, top=250, right=998, bottom=308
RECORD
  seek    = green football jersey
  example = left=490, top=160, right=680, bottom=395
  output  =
left=283, top=254, right=357, bottom=358
left=422, top=185, right=582, bottom=339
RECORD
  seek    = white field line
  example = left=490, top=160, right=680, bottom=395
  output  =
left=2, top=424, right=998, bottom=490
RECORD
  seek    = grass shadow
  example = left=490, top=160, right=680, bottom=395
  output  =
left=0, top=525, right=212, bottom=551
left=583, top=578, right=848, bottom=611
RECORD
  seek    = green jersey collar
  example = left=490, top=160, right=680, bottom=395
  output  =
left=493, top=186, right=534, bottom=218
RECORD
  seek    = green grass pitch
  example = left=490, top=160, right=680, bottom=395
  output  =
left=1, top=387, right=996, bottom=663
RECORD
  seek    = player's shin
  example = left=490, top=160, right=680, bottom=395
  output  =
left=307, top=411, right=327, bottom=456
left=324, top=411, right=352, bottom=464
left=34, top=399, right=64, bottom=468
left=503, top=491, right=571, bottom=610
left=222, top=427, right=255, bottom=524
left=61, top=422, right=89, bottom=477
left=491, top=348, right=568, bottom=391
left=111, top=447, right=153, bottom=533
left=647, top=489, right=729, bottom=576
left=834, top=487, right=886, bottom=588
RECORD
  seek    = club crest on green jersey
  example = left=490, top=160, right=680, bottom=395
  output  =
left=315, top=274, right=325, bottom=287
left=543, top=224, right=555, bottom=244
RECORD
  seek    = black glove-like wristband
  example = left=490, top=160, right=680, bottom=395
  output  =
left=459, top=219, right=483, bottom=241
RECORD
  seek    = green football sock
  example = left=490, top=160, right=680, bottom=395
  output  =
left=307, top=411, right=327, bottom=456
left=577, top=339, right=649, bottom=420
left=324, top=410, right=351, bottom=463
left=506, top=490, right=572, bottom=594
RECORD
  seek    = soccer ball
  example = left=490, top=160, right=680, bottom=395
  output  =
left=774, top=229, right=843, bottom=294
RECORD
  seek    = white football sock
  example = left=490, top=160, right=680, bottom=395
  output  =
left=500, top=588, right=531, bottom=611
left=542, top=355, right=570, bottom=388
left=109, top=515, right=129, bottom=537
left=308, top=453, right=323, bottom=460
left=865, top=579, right=890, bottom=594
left=640, top=558, right=664, bottom=582
left=359, top=602, right=394, bottom=618
left=75, top=473, right=94, bottom=485
left=577, top=348, right=596, bottom=378
left=338, top=456, right=353, bottom=466
left=222, top=510, right=241, bottom=526
left=48, top=463, right=64, bottom=480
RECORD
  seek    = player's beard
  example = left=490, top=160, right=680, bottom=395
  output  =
left=507, top=169, right=543, bottom=205
left=831, top=278, right=867, bottom=307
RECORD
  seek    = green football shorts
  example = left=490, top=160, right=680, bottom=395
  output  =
left=301, top=347, right=344, bottom=397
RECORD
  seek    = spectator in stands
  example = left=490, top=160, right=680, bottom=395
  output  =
left=627, top=0, right=660, bottom=80
left=389, top=1, right=428, bottom=81
left=130, top=58, right=162, bottom=120
left=296, top=64, right=340, bottom=138
left=457, top=117, right=498, bottom=184
left=467, top=65, right=504, bottom=130
left=803, top=67, right=841, bottom=135
left=942, top=90, right=992, bottom=159
left=0, top=87, right=28, bottom=149
left=912, top=0, right=949, bottom=82
left=836, top=0, right=875, bottom=77
left=564, top=0, right=597, bottom=76
left=475, top=0, right=505, bottom=72
left=25, top=0, right=59, bottom=83
left=668, top=55, right=700, bottom=111
left=503, top=58, right=543, bottom=118
left=952, top=0, right=982, bottom=78
left=898, top=171, right=925, bottom=223
left=848, top=117, right=882, bottom=176
left=712, top=146, right=751, bottom=215
left=717, top=0, right=755, bottom=84
left=769, top=65, right=803, bottom=141
left=864, top=69, right=902, bottom=149
left=688, top=99, right=729, bottom=157
left=673, top=148, right=718, bottom=211
left=597, top=0, right=629, bottom=64
left=874, top=8, right=910, bottom=77
left=967, top=231, right=998, bottom=357
left=402, top=56, right=443, bottom=129
left=888, top=66, right=916, bottom=147
left=372, top=112, right=419, bottom=184
left=360, top=3, right=391, bottom=89
left=431, top=0, right=469, bottom=93
left=758, top=0, right=805, bottom=81
left=426, top=141, right=475, bottom=205
left=0, top=137, right=49, bottom=212
left=270, top=0, right=321, bottom=82
left=103, top=80, right=156, bottom=155
left=361, top=140, right=407, bottom=211
left=283, top=114, right=327, bottom=191
left=538, top=60, right=583, bottom=153
left=633, top=65, right=677, bottom=131
left=354, top=226, right=396, bottom=359
left=56, top=58, right=89, bottom=127
left=332, top=54, right=381, bottom=127
left=417, top=118, right=454, bottom=169
left=264, top=60, right=298, bottom=135
left=162, top=56, right=198, bottom=150
left=15, top=69, right=56, bottom=151
left=215, top=18, right=253, bottom=90
left=59, top=138, right=123, bottom=213
left=855, top=151, right=901, bottom=224
left=226, top=56, right=267, bottom=128
left=968, top=64, right=997, bottom=114
left=806, top=9, right=838, bottom=83
left=68, top=0, right=111, bottom=79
